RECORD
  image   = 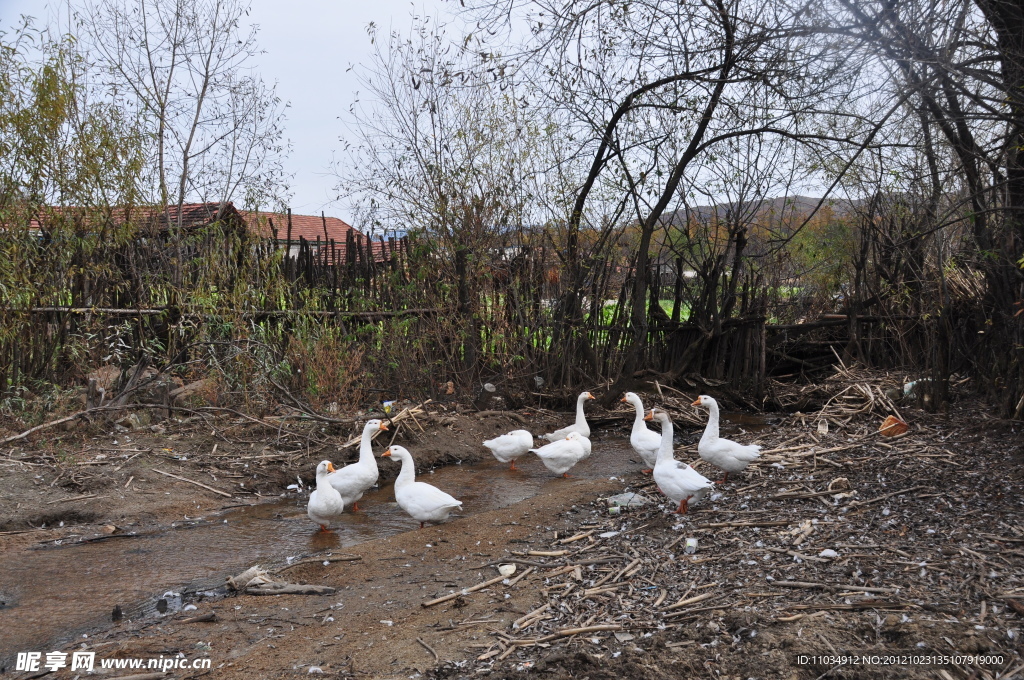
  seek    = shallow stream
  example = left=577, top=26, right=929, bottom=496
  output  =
left=0, top=414, right=769, bottom=663
left=0, top=438, right=640, bottom=662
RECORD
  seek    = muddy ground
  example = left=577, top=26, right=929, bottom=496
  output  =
left=2, top=387, right=1023, bottom=679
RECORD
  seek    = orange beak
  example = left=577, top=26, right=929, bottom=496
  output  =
left=586, top=392, right=595, bottom=399
left=644, top=411, right=653, bottom=421
left=691, top=398, right=701, bottom=406
left=381, top=449, right=392, bottom=458
left=327, top=462, right=336, bottom=473
left=379, top=422, right=389, bottom=431
left=619, top=396, right=628, bottom=403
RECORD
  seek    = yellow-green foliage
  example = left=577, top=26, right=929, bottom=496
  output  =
left=787, top=212, right=858, bottom=296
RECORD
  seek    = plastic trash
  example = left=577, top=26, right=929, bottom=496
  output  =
left=903, top=378, right=932, bottom=399
left=606, top=492, right=650, bottom=508
left=684, top=538, right=698, bottom=554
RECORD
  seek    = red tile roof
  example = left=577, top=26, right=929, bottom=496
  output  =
left=243, top=211, right=401, bottom=265
left=242, top=211, right=362, bottom=244
left=13, top=203, right=399, bottom=266
left=23, top=202, right=244, bottom=234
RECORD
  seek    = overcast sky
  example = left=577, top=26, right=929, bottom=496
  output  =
left=0, top=0, right=454, bottom=222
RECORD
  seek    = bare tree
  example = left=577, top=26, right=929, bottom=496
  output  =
left=76, top=0, right=288, bottom=233
left=805, top=0, right=1024, bottom=414
left=463, top=0, right=878, bottom=397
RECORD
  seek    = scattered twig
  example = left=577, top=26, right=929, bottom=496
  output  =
left=772, top=580, right=896, bottom=594
left=848, top=485, right=927, bottom=508
left=422, top=573, right=509, bottom=607
left=274, top=555, right=362, bottom=573
left=416, top=637, right=440, bottom=662
left=153, top=469, right=232, bottom=497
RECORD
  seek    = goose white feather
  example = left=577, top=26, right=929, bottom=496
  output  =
left=621, top=392, right=661, bottom=470
left=327, top=419, right=387, bottom=511
left=693, top=395, right=761, bottom=483
left=483, top=429, right=534, bottom=470
left=647, top=409, right=714, bottom=514
left=382, top=445, right=462, bottom=528
left=307, top=460, right=345, bottom=531
left=530, top=431, right=588, bottom=477
left=541, top=392, right=595, bottom=441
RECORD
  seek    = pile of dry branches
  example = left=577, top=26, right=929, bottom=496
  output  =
left=771, top=358, right=905, bottom=426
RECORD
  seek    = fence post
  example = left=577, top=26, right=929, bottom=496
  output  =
left=285, top=209, right=294, bottom=281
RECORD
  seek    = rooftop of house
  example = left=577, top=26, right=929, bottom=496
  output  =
left=22, top=202, right=245, bottom=234
left=13, top=203, right=399, bottom=263
left=241, top=211, right=363, bottom=244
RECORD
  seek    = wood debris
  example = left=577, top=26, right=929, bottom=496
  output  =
left=446, top=381, right=1024, bottom=673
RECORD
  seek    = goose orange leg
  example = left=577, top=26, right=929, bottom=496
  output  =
left=351, top=502, right=361, bottom=512
left=675, top=497, right=690, bottom=515
left=716, top=472, right=729, bottom=485
left=509, top=461, right=517, bottom=471
left=318, top=524, right=329, bottom=532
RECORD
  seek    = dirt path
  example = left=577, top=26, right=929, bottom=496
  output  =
left=2, top=398, right=1024, bottom=679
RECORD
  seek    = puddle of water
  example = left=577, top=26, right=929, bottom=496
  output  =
left=0, top=437, right=641, bottom=662
left=720, top=412, right=771, bottom=433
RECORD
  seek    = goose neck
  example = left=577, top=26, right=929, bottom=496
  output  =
left=575, top=396, right=588, bottom=426
left=702, top=401, right=720, bottom=441
left=630, top=399, right=645, bottom=427
left=315, top=470, right=334, bottom=493
left=657, top=418, right=675, bottom=463
left=394, top=454, right=416, bottom=488
left=359, top=425, right=377, bottom=463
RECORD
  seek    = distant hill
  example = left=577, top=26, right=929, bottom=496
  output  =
left=659, top=195, right=860, bottom=230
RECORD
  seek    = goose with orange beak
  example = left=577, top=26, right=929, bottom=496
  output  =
left=646, top=408, right=713, bottom=514
left=540, top=392, right=595, bottom=441
left=621, top=392, right=661, bottom=472
left=692, top=395, right=760, bottom=483
left=328, top=419, right=388, bottom=511
left=382, top=445, right=462, bottom=528
left=307, top=460, right=345, bottom=532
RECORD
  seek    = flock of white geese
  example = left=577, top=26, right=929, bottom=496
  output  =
left=307, top=392, right=761, bottom=531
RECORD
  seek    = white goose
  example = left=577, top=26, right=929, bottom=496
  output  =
left=692, top=395, right=761, bottom=483
left=307, top=460, right=346, bottom=531
left=327, top=419, right=388, bottom=511
left=621, top=392, right=661, bottom=472
left=541, top=392, right=595, bottom=441
left=646, top=409, right=714, bottom=514
left=483, top=429, right=534, bottom=470
left=382, top=445, right=462, bottom=528
left=531, top=431, right=588, bottom=477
